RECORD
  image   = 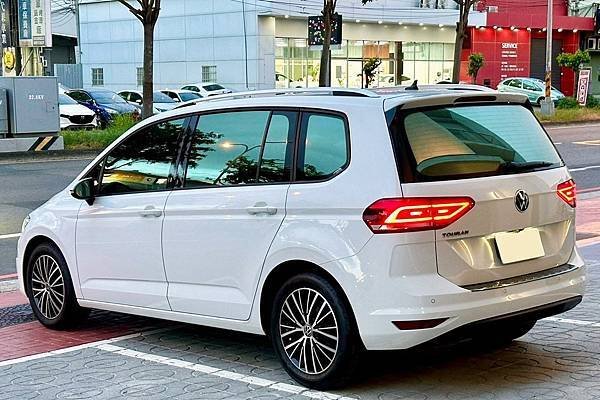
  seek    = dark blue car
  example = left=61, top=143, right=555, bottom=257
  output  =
left=66, top=89, right=140, bottom=128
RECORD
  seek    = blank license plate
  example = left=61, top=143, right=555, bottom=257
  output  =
left=495, top=228, right=545, bottom=264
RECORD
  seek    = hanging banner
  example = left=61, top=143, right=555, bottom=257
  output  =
left=18, top=0, right=50, bottom=47
left=18, top=0, right=30, bottom=46
left=0, top=0, right=13, bottom=48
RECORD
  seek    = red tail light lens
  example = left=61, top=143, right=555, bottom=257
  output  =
left=557, top=179, right=576, bottom=208
left=363, top=197, right=475, bottom=233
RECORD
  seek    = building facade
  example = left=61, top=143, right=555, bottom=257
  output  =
left=459, top=0, right=594, bottom=96
left=78, top=0, right=485, bottom=91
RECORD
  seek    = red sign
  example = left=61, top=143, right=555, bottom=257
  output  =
left=577, top=69, right=591, bottom=106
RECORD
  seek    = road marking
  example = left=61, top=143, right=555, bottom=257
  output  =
left=0, top=327, right=175, bottom=367
left=96, top=344, right=355, bottom=400
left=546, top=123, right=600, bottom=130
left=0, top=233, right=20, bottom=240
left=0, top=274, right=17, bottom=280
left=570, top=165, right=600, bottom=172
left=553, top=142, right=562, bottom=145
left=0, top=157, right=94, bottom=166
left=543, top=316, right=600, bottom=327
left=573, top=140, right=600, bottom=146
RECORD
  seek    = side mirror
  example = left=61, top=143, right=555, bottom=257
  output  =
left=71, top=178, right=95, bottom=205
left=173, top=97, right=181, bottom=102
left=136, top=99, right=142, bottom=104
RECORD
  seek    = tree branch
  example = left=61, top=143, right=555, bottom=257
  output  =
left=115, top=0, right=144, bottom=23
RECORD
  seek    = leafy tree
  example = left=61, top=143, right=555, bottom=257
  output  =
left=452, top=0, right=478, bottom=83
left=116, top=0, right=161, bottom=119
left=363, top=57, right=382, bottom=88
left=467, top=53, right=485, bottom=83
left=557, top=50, right=591, bottom=76
left=317, top=0, right=375, bottom=87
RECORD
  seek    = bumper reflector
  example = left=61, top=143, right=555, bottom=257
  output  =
left=392, top=318, right=449, bottom=330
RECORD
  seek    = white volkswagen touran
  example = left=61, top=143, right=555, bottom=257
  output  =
left=17, top=87, right=584, bottom=389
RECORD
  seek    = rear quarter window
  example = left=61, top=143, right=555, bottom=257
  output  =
left=389, top=104, right=563, bottom=182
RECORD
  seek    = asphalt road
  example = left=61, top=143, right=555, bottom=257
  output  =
left=0, top=123, right=599, bottom=276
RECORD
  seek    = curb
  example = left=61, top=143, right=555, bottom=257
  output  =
left=0, top=150, right=99, bottom=164
left=542, top=120, right=600, bottom=128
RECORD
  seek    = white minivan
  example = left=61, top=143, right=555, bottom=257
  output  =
left=17, top=87, right=584, bottom=389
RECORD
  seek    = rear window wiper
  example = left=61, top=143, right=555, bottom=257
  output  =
left=499, top=161, right=557, bottom=173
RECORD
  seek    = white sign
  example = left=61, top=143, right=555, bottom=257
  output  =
left=577, top=69, right=591, bottom=106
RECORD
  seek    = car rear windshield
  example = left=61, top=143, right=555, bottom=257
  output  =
left=203, top=84, right=224, bottom=91
left=388, top=104, right=563, bottom=182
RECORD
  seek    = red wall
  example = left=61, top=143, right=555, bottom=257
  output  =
left=462, top=28, right=531, bottom=88
left=462, top=28, right=581, bottom=95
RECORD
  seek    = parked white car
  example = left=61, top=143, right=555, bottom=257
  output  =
left=59, top=94, right=98, bottom=130
left=181, top=82, right=232, bottom=96
left=160, top=89, right=203, bottom=103
left=18, top=87, right=584, bottom=389
left=118, top=90, right=178, bottom=113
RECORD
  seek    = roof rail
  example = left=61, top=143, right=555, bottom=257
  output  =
left=175, top=87, right=378, bottom=109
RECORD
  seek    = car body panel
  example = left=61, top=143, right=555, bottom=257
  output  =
left=16, top=87, right=585, bottom=353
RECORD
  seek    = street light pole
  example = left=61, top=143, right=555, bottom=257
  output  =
left=542, top=0, right=555, bottom=115
left=74, top=0, right=82, bottom=63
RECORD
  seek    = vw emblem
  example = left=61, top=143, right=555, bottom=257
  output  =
left=515, top=190, right=530, bottom=213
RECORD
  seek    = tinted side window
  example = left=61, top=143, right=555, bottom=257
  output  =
left=296, top=113, right=348, bottom=181
left=99, top=118, right=186, bottom=195
left=509, top=79, right=522, bottom=88
left=259, top=111, right=297, bottom=183
left=184, top=111, right=270, bottom=187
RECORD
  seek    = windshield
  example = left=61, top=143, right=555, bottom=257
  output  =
left=90, top=90, right=127, bottom=104
left=530, top=79, right=560, bottom=92
left=389, top=104, right=562, bottom=182
left=59, top=94, right=78, bottom=105
left=203, top=84, right=225, bottom=91
left=153, top=91, right=176, bottom=103
left=179, top=92, right=202, bottom=102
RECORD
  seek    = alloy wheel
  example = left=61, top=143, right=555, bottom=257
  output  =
left=31, top=255, right=65, bottom=320
left=279, top=288, right=339, bottom=375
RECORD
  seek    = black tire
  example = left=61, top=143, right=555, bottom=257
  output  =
left=270, top=273, right=359, bottom=390
left=25, top=243, right=89, bottom=329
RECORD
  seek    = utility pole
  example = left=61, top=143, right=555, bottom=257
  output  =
left=74, top=0, right=82, bottom=63
left=542, top=0, right=555, bottom=115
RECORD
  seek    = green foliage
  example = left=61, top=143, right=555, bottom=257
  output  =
left=61, top=115, right=137, bottom=150
left=556, top=97, right=579, bottom=109
left=363, top=57, right=382, bottom=88
left=467, top=52, right=485, bottom=82
left=586, top=95, right=600, bottom=109
left=556, top=50, right=591, bottom=73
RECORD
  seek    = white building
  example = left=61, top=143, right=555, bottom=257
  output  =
left=78, top=0, right=486, bottom=91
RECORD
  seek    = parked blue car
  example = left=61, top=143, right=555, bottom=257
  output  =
left=66, top=89, right=140, bottom=128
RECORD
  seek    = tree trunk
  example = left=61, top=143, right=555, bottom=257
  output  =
left=319, top=11, right=332, bottom=87
left=452, top=20, right=465, bottom=83
left=142, top=22, right=155, bottom=119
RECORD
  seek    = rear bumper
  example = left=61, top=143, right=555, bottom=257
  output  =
left=351, top=249, right=585, bottom=351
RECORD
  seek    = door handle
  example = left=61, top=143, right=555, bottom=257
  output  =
left=246, top=203, right=278, bottom=216
left=139, top=205, right=163, bottom=218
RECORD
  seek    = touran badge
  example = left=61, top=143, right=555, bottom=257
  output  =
left=515, top=190, right=530, bottom=213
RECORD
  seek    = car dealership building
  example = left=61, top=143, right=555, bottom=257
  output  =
left=78, top=0, right=593, bottom=94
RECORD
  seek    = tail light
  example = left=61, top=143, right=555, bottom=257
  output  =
left=363, top=197, right=475, bottom=233
left=557, top=179, right=576, bottom=208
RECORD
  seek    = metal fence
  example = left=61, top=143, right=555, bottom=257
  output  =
left=54, top=64, right=83, bottom=89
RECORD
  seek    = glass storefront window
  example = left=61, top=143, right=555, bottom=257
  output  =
left=444, top=43, right=455, bottom=61
left=275, top=38, right=454, bottom=87
left=414, top=43, right=429, bottom=61
left=331, top=40, right=348, bottom=58
left=430, top=43, right=444, bottom=60
left=348, top=40, right=363, bottom=58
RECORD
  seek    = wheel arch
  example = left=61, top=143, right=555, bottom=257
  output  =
left=259, top=259, right=362, bottom=345
left=22, top=235, right=60, bottom=293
